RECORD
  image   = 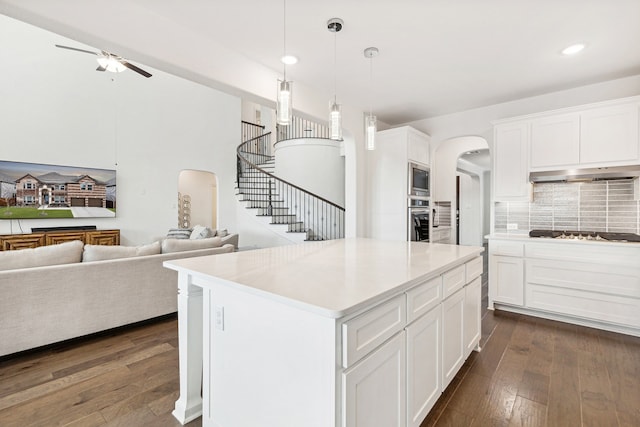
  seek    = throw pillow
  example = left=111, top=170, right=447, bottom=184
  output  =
left=217, top=228, right=229, bottom=237
left=0, top=240, right=84, bottom=271
left=190, top=225, right=214, bottom=240
left=82, top=241, right=161, bottom=262
left=167, top=228, right=193, bottom=239
left=161, top=236, right=223, bottom=253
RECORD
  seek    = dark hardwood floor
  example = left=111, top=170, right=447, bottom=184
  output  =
left=1, top=247, right=638, bottom=426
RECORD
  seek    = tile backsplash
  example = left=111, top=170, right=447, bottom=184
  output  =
left=495, top=179, right=639, bottom=234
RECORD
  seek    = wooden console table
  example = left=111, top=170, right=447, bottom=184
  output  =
left=0, top=229, right=120, bottom=250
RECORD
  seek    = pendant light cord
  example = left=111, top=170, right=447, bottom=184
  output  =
left=283, top=0, right=287, bottom=81
left=333, top=30, right=337, bottom=104
left=369, top=54, right=373, bottom=117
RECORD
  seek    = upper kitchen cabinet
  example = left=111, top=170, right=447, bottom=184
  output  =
left=493, top=122, right=530, bottom=201
left=406, top=128, right=430, bottom=166
left=580, top=103, right=639, bottom=165
left=529, top=113, right=580, bottom=168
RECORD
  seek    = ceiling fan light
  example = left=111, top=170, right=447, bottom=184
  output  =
left=96, top=56, right=126, bottom=73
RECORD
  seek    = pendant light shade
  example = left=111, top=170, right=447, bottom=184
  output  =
left=277, top=79, right=292, bottom=126
left=365, top=114, right=377, bottom=150
left=364, top=47, right=379, bottom=151
left=330, top=101, right=342, bottom=140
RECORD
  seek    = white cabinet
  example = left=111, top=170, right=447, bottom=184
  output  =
left=431, top=227, right=451, bottom=243
left=368, top=126, right=430, bottom=240
left=493, top=122, right=530, bottom=201
left=529, top=113, right=580, bottom=168
left=489, top=255, right=524, bottom=307
left=463, top=277, right=482, bottom=357
left=406, top=306, right=441, bottom=427
left=580, top=103, right=639, bottom=165
left=407, top=129, right=430, bottom=165
left=488, top=240, right=524, bottom=308
left=342, top=332, right=406, bottom=427
left=441, top=287, right=465, bottom=389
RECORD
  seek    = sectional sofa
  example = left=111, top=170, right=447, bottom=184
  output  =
left=0, top=234, right=238, bottom=357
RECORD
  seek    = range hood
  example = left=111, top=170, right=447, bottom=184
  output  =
left=529, top=165, right=640, bottom=183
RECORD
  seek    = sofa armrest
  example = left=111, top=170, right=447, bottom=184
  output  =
left=220, top=234, right=238, bottom=249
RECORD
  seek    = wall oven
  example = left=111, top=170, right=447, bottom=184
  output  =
left=408, top=162, right=430, bottom=197
left=408, top=198, right=430, bottom=242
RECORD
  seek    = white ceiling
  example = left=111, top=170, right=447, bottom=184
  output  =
left=1, top=0, right=639, bottom=126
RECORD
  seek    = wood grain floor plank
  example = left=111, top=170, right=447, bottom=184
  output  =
left=508, top=395, right=547, bottom=427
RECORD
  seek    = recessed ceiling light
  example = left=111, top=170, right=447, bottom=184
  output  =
left=561, top=43, right=586, bottom=55
left=281, top=55, right=298, bottom=65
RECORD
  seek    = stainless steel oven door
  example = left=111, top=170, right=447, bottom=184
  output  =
left=408, top=207, right=430, bottom=242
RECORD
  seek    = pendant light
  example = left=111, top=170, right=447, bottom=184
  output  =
left=276, top=0, right=292, bottom=126
left=327, top=18, right=343, bottom=141
left=364, top=47, right=379, bottom=150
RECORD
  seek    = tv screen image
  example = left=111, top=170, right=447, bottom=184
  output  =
left=0, top=160, right=116, bottom=220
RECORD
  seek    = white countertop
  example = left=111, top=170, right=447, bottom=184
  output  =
left=487, top=233, right=640, bottom=248
left=165, top=238, right=483, bottom=319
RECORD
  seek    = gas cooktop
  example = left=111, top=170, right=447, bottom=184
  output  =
left=529, top=230, right=640, bottom=242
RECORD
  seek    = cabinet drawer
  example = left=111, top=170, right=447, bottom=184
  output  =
left=526, top=283, right=640, bottom=328
left=465, top=257, right=483, bottom=283
left=406, top=276, right=442, bottom=324
left=342, top=294, right=406, bottom=368
left=489, top=240, right=524, bottom=257
left=443, top=265, right=466, bottom=299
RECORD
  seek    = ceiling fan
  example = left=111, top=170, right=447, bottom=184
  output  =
left=54, top=44, right=152, bottom=78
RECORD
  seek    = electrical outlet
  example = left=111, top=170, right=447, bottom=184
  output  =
left=507, top=223, right=518, bottom=230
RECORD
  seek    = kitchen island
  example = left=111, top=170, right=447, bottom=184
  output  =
left=164, top=238, right=484, bottom=427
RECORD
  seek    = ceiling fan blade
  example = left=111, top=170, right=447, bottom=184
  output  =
left=120, top=60, right=152, bottom=78
left=54, top=44, right=98, bottom=55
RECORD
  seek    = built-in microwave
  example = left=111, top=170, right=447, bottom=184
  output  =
left=408, top=162, right=430, bottom=197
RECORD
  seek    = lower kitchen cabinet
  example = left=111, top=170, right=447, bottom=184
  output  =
left=342, top=332, right=406, bottom=427
left=463, top=277, right=482, bottom=357
left=441, top=287, right=465, bottom=389
left=406, top=305, right=441, bottom=427
left=489, top=254, right=524, bottom=307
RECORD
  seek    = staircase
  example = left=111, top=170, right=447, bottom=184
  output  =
left=236, top=120, right=345, bottom=243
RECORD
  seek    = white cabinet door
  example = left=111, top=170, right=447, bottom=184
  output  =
left=463, top=277, right=482, bottom=357
left=342, top=332, right=406, bottom=427
left=406, top=306, right=441, bottom=427
left=489, top=255, right=524, bottom=306
left=529, top=113, right=580, bottom=168
left=493, top=123, right=530, bottom=201
left=580, top=103, right=640, bottom=165
left=441, top=288, right=465, bottom=390
left=407, top=130, right=430, bottom=165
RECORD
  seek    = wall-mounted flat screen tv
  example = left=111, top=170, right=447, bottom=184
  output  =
left=0, top=160, right=116, bottom=220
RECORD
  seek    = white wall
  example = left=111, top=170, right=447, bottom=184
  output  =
left=275, top=139, right=345, bottom=206
left=0, top=15, right=240, bottom=245
left=178, top=170, right=218, bottom=230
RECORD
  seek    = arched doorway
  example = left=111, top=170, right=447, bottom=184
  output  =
left=178, top=170, right=218, bottom=229
left=433, top=136, right=490, bottom=245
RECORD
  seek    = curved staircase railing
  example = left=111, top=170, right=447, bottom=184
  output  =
left=237, top=121, right=345, bottom=241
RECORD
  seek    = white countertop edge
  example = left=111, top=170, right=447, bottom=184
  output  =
left=486, top=233, right=640, bottom=247
left=165, top=246, right=484, bottom=319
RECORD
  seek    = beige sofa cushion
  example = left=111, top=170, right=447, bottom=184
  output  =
left=0, top=240, right=84, bottom=271
left=161, top=236, right=222, bottom=253
left=82, top=241, right=161, bottom=262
